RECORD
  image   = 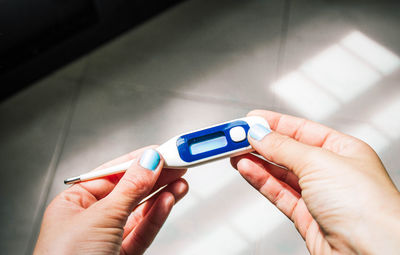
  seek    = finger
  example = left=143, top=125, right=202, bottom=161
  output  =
left=67, top=167, right=186, bottom=210
left=100, top=149, right=163, bottom=219
left=123, top=178, right=188, bottom=239
left=249, top=110, right=377, bottom=159
left=70, top=146, right=157, bottom=201
left=121, top=192, right=175, bottom=255
left=247, top=110, right=349, bottom=150
left=236, top=155, right=301, bottom=211
left=235, top=155, right=314, bottom=240
left=150, top=168, right=187, bottom=194
left=65, top=169, right=187, bottom=210
left=231, top=153, right=301, bottom=193
left=248, top=124, right=322, bottom=178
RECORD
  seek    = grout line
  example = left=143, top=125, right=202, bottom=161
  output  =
left=25, top=68, right=88, bottom=255
left=276, top=0, right=291, bottom=78
left=273, top=0, right=292, bottom=109
left=338, top=42, right=385, bottom=77
left=84, top=76, right=279, bottom=112
left=151, top=88, right=273, bottom=110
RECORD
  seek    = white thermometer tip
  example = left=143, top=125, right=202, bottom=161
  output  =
left=64, top=176, right=81, bottom=185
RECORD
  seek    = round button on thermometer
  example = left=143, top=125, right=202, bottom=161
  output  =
left=229, top=126, right=247, bottom=142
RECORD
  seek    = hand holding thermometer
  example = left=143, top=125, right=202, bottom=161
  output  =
left=64, top=116, right=269, bottom=184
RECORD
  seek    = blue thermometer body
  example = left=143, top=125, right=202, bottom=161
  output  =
left=64, top=116, right=269, bottom=184
left=156, top=116, right=269, bottom=168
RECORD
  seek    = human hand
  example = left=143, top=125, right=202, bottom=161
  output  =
left=34, top=146, right=188, bottom=255
left=231, top=110, right=400, bottom=254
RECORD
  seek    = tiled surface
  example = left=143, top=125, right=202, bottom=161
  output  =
left=85, top=0, right=284, bottom=107
left=147, top=159, right=306, bottom=255
left=51, top=56, right=89, bottom=82
left=1, top=0, right=400, bottom=254
left=45, top=78, right=256, bottom=202
left=0, top=77, right=77, bottom=254
left=274, top=0, right=400, bottom=189
left=276, top=0, right=400, bottom=123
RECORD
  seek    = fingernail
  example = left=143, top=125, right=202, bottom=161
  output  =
left=139, top=149, right=160, bottom=171
left=249, top=124, right=271, bottom=141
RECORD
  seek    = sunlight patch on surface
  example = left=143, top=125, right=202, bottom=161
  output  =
left=300, top=45, right=380, bottom=102
left=188, top=159, right=237, bottom=199
left=164, top=159, right=287, bottom=255
left=179, top=225, right=248, bottom=255
left=273, top=30, right=400, bottom=121
left=341, top=31, right=400, bottom=75
left=231, top=198, right=284, bottom=242
left=274, top=72, right=340, bottom=120
left=177, top=195, right=286, bottom=255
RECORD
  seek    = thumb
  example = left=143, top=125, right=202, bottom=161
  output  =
left=248, top=124, right=320, bottom=178
left=101, top=149, right=163, bottom=215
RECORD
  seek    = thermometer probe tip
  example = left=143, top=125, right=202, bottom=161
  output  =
left=64, top=176, right=81, bottom=185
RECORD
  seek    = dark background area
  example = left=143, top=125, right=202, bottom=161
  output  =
left=0, top=0, right=185, bottom=101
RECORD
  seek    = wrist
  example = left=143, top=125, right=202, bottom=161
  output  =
left=353, top=193, right=400, bottom=254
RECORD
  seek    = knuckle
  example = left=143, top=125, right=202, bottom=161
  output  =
left=267, top=134, right=293, bottom=162
left=273, top=188, right=287, bottom=205
left=147, top=216, right=164, bottom=232
left=120, top=176, right=152, bottom=195
left=131, top=231, right=151, bottom=250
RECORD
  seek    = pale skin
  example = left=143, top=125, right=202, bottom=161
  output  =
left=35, top=111, right=400, bottom=254
left=231, top=110, right=400, bottom=254
left=34, top=146, right=188, bottom=255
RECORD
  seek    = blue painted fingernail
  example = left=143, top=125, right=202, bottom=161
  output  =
left=249, top=124, right=271, bottom=141
left=139, top=149, right=160, bottom=171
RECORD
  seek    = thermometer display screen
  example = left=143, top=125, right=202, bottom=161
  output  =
left=189, top=133, right=228, bottom=155
left=177, top=120, right=250, bottom=162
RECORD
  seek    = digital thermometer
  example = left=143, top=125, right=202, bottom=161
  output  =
left=64, top=116, right=269, bottom=184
